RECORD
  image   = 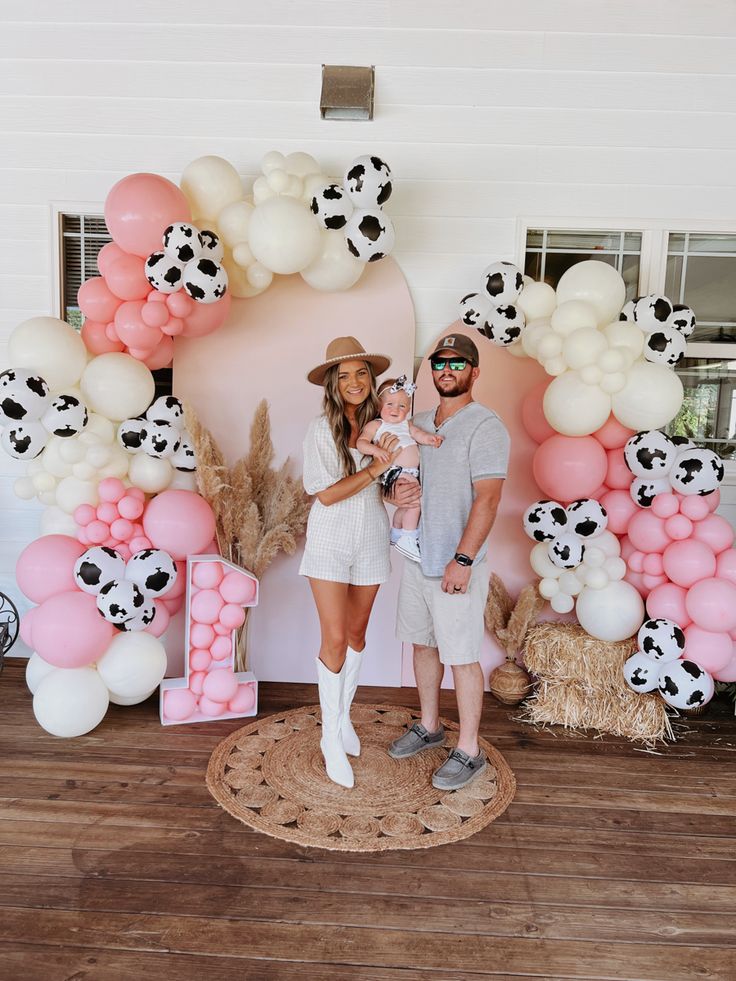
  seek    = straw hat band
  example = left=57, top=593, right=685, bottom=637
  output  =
left=307, top=336, right=391, bottom=385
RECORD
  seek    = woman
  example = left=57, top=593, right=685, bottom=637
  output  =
left=301, top=336, right=399, bottom=788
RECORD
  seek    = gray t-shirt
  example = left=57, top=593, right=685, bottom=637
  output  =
left=415, top=402, right=510, bottom=577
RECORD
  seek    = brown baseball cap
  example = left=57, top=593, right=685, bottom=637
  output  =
left=307, top=336, right=391, bottom=386
left=428, top=333, right=479, bottom=366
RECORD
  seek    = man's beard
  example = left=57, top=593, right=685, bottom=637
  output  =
left=434, top=374, right=472, bottom=398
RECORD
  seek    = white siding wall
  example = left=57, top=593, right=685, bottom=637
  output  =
left=2, top=0, right=736, bottom=639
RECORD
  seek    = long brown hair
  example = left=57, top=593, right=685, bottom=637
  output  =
left=322, top=361, right=381, bottom=476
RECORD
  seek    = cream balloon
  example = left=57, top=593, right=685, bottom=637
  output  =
left=301, top=229, right=365, bottom=292
left=516, top=281, right=556, bottom=321
left=55, top=475, right=98, bottom=513
left=538, top=577, right=560, bottom=599
left=180, top=156, right=243, bottom=222
left=167, top=468, right=198, bottom=492
left=575, top=581, right=644, bottom=642
left=217, top=200, right=254, bottom=248
left=520, top=321, right=551, bottom=357
left=506, top=341, right=528, bottom=359
left=603, top=321, right=645, bottom=361
left=80, top=354, right=155, bottom=422
left=594, top=530, right=622, bottom=557
left=248, top=196, right=321, bottom=274
left=109, top=687, right=158, bottom=706
left=128, top=453, right=173, bottom=493
left=25, top=653, right=56, bottom=694
left=555, top=261, right=626, bottom=328
left=40, top=505, right=78, bottom=537
left=544, top=355, right=568, bottom=376
left=9, top=317, right=87, bottom=391
left=562, top=327, right=608, bottom=370
left=551, top=592, right=575, bottom=614
left=530, top=542, right=562, bottom=579
left=558, top=571, right=584, bottom=596
left=543, top=371, right=612, bottom=436
left=221, top=256, right=265, bottom=299
left=261, top=151, right=285, bottom=175
left=600, top=372, right=627, bottom=395
left=536, top=332, right=563, bottom=361
left=284, top=152, right=321, bottom=177
left=550, top=300, right=598, bottom=337
left=96, top=632, right=167, bottom=699
left=611, top=361, right=684, bottom=430
left=33, top=666, right=109, bottom=737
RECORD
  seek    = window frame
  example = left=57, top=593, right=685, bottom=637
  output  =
left=51, top=201, right=108, bottom=320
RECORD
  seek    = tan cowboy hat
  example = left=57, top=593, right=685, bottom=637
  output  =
left=307, top=336, right=391, bottom=386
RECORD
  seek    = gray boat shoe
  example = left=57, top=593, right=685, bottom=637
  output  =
left=388, top=721, right=446, bottom=759
left=431, top=748, right=487, bottom=791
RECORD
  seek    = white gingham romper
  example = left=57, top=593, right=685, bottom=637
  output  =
left=299, top=415, right=391, bottom=585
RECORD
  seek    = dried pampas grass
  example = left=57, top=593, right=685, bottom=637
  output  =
left=485, top=575, right=544, bottom=705
left=520, top=622, right=672, bottom=744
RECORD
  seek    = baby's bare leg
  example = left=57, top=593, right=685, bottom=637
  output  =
left=401, top=506, right=421, bottom=532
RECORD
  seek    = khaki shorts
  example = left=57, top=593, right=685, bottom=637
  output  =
left=396, top=557, right=489, bottom=666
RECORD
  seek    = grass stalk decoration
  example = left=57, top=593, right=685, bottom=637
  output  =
left=186, top=399, right=311, bottom=670
left=485, top=575, right=545, bottom=705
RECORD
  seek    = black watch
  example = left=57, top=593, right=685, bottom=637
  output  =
left=453, top=552, right=474, bottom=567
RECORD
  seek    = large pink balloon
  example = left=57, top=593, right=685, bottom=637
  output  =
left=713, top=650, right=736, bottom=682
left=683, top=624, right=733, bottom=673
left=627, top=511, right=672, bottom=554
left=605, top=447, right=633, bottom=490
left=600, top=489, right=638, bottom=536
left=532, top=435, right=607, bottom=502
left=685, top=576, right=736, bottom=632
left=143, top=490, right=216, bottom=560
left=78, top=276, right=121, bottom=323
left=593, top=414, right=635, bottom=450
left=646, top=582, right=690, bottom=625
left=521, top=380, right=555, bottom=444
left=81, top=320, right=125, bottom=355
left=662, top=539, right=717, bottom=589
left=16, top=535, right=86, bottom=604
left=716, top=548, right=736, bottom=585
left=692, top=514, right=735, bottom=555
left=104, top=173, right=191, bottom=257
left=32, top=591, right=113, bottom=668
left=181, top=291, right=232, bottom=338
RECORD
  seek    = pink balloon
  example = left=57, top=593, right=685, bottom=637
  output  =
left=118, top=495, right=145, bottom=520
left=219, top=603, right=247, bottom=629
left=716, top=549, right=736, bottom=585
left=97, top=502, right=118, bottom=524
left=229, top=683, right=256, bottom=714
left=78, top=276, right=121, bottom=323
left=713, top=651, right=736, bottom=682
left=143, top=490, right=216, bottom=560
left=628, top=550, right=645, bottom=573
left=110, top=518, right=134, bottom=541
left=619, top=535, right=635, bottom=562
left=533, top=435, right=607, bottom=502
left=651, top=493, right=680, bottom=519
left=16, top=534, right=86, bottom=604
left=181, top=291, right=231, bottom=338
left=141, top=301, right=170, bottom=328
left=692, top=514, right=735, bottom=555
left=662, top=539, right=717, bottom=589
left=162, top=594, right=183, bottom=614
left=680, top=496, right=709, bottom=521
left=191, top=589, right=224, bottom=625
left=128, top=487, right=146, bottom=501
left=627, top=511, right=672, bottom=554
left=642, top=573, right=667, bottom=591
left=189, top=670, right=206, bottom=694
left=198, top=695, right=227, bottom=717
left=81, top=319, right=125, bottom=355
left=189, top=648, right=212, bottom=671
left=163, top=688, right=198, bottom=722
left=683, top=624, right=733, bottom=672
left=588, top=484, right=609, bottom=502
left=605, top=447, right=632, bottom=490
left=96, top=242, right=126, bottom=277
left=19, top=608, right=36, bottom=647
left=167, top=291, right=195, bottom=319
left=706, top=489, right=721, bottom=512
left=646, top=582, right=691, bottom=626
left=203, top=668, right=239, bottom=703
left=142, top=335, right=175, bottom=371
left=213, top=621, right=231, bottom=635
left=87, top=521, right=110, bottom=545
left=161, top=317, right=185, bottom=337
left=191, top=623, right=216, bottom=649
left=520, top=380, right=555, bottom=444
left=146, top=601, right=170, bottom=637
left=33, top=591, right=114, bottom=668
left=642, top=553, right=664, bottom=576
left=98, top=477, right=126, bottom=504
left=219, top=572, right=257, bottom=605
left=115, top=300, right=163, bottom=352
left=193, top=561, right=224, bottom=589
left=664, top=514, right=693, bottom=541
left=166, top=560, right=187, bottom=600
left=104, top=173, right=191, bottom=257
left=624, top=568, right=647, bottom=597
left=129, top=536, right=153, bottom=553
left=210, top=635, right=233, bottom=660
left=593, top=414, right=635, bottom=450
left=105, top=253, right=151, bottom=301
left=686, top=577, right=736, bottom=632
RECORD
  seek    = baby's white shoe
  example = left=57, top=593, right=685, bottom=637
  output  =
left=395, top=534, right=421, bottom=563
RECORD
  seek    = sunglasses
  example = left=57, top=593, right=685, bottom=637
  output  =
left=430, top=358, right=469, bottom=371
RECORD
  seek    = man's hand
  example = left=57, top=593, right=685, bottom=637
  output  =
left=442, top=559, right=472, bottom=594
left=387, top=477, right=422, bottom=507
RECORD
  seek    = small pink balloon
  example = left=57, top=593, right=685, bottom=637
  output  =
left=105, top=253, right=151, bottom=301
left=210, top=635, right=233, bottom=660
left=520, top=380, right=555, bottom=444
left=203, top=668, right=239, bottom=703
left=87, top=520, right=110, bottom=545
left=713, top=651, right=736, bottom=683
left=664, top=514, right=693, bottom=541
left=33, top=591, right=114, bottom=668
left=600, top=490, right=638, bottom=536
left=191, top=589, right=224, bottom=625
left=97, top=502, right=119, bottom=524
left=166, top=291, right=195, bottom=318
left=213, top=621, right=230, bottom=635
left=651, top=493, right=680, bottom=519
left=219, top=603, right=246, bottom=629
left=642, top=553, right=664, bottom=576
left=189, top=648, right=212, bottom=671
left=189, top=670, right=206, bottom=694
left=683, top=624, right=733, bottom=672
left=588, top=484, right=609, bottom=502
left=78, top=276, right=121, bottom=323
left=141, top=300, right=170, bottom=328
left=605, top=447, right=632, bottom=490
left=692, top=514, right=735, bottom=555
left=219, top=572, right=257, bottom=605
left=646, top=582, right=691, bottom=626
left=624, top=568, right=647, bottom=597
left=162, top=595, right=183, bottom=614
left=228, top=683, right=256, bottom=714
left=148, top=290, right=168, bottom=304
left=166, top=560, right=187, bottom=600
left=191, top=623, right=216, bottom=649
left=116, top=543, right=132, bottom=561
left=161, top=317, right=185, bottom=337
left=706, top=489, right=721, bottom=512
left=192, top=561, right=224, bottom=590
left=628, top=550, right=645, bottom=574
left=686, top=576, right=736, bottom=632
left=662, top=539, right=717, bottom=589
left=81, top=319, right=125, bottom=355
left=105, top=322, right=120, bottom=342
left=132, top=523, right=145, bottom=537
left=619, top=535, right=635, bottom=561
left=146, top=601, right=170, bottom=637
left=143, top=335, right=174, bottom=371
left=74, top=504, right=96, bottom=527
left=78, top=528, right=91, bottom=545
left=627, top=511, right=672, bottom=554
left=593, top=414, right=635, bottom=450
left=97, top=241, right=126, bottom=277
left=129, top=536, right=153, bottom=554
left=118, top=495, right=145, bottom=520
left=181, top=291, right=231, bottom=338
left=110, top=518, right=134, bottom=541
left=103, top=537, right=119, bottom=550
left=642, top=573, right=667, bottom=591
left=99, top=478, right=125, bottom=503
left=679, top=496, right=709, bottom=521
left=163, top=688, right=198, bottom=722
left=128, top=487, right=146, bottom=501
left=198, top=695, right=227, bottom=717
left=115, top=300, right=162, bottom=352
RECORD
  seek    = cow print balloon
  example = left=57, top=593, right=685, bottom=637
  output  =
left=145, top=251, right=185, bottom=293
left=459, top=292, right=491, bottom=328
left=1, top=421, right=47, bottom=460
left=171, top=437, right=196, bottom=472
left=565, top=499, right=607, bottom=538
left=126, top=548, right=177, bottom=598
left=623, top=651, right=659, bottom=693
left=547, top=533, right=585, bottom=570
left=637, top=618, right=686, bottom=663
left=147, top=396, right=184, bottom=429
left=74, top=546, right=126, bottom=595
left=633, top=293, right=673, bottom=333
left=629, top=476, right=671, bottom=509
left=96, top=578, right=147, bottom=625
left=523, top=500, right=568, bottom=542
left=619, top=298, right=637, bottom=322
left=644, top=325, right=687, bottom=367
left=478, top=305, right=526, bottom=346
left=163, top=223, right=205, bottom=265
left=310, top=182, right=354, bottom=230
left=344, top=208, right=395, bottom=263
left=667, top=304, right=696, bottom=338
left=183, top=257, right=228, bottom=303
left=343, top=155, right=392, bottom=209
left=481, top=261, right=523, bottom=306
left=658, top=659, right=714, bottom=710
left=41, top=394, right=88, bottom=437
left=0, top=369, right=50, bottom=424
left=118, top=418, right=147, bottom=452
left=624, top=430, right=677, bottom=478
left=116, top=598, right=156, bottom=632
left=669, top=448, right=724, bottom=496
left=198, top=229, right=224, bottom=263
left=142, top=421, right=180, bottom=459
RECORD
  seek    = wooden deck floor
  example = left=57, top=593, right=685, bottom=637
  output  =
left=1, top=658, right=735, bottom=981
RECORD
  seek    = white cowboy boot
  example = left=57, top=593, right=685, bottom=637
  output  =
left=316, top=657, right=354, bottom=788
left=341, top=646, right=363, bottom=757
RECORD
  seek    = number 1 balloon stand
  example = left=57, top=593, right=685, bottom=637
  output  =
left=160, top=554, right=259, bottom=726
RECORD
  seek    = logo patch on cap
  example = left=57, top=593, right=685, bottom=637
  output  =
left=443, top=336, right=456, bottom=346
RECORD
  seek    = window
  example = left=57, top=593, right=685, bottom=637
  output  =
left=524, top=228, right=643, bottom=300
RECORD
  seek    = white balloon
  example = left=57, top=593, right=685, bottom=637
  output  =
left=603, top=320, right=645, bottom=361
left=582, top=546, right=605, bottom=568
left=128, top=453, right=173, bottom=493
left=603, top=556, right=626, bottom=580
left=97, top=632, right=167, bottom=699
left=109, top=687, right=158, bottom=706
left=81, top=354, right=155, bottom=423
left=284, top=152, right=321, bottom=178
left=25, top=652, right=56, bottom=694
left=556, top=261, right=626, bottom=328
left=600, top=371, right=627, bottom=395
left=550, top=300, right=598, bottom=337
left=9, top=317, right=87, bottom=391
left=543, top=372, right=612, bottom=436
left=539, top=577, right=560, bottom=599
left=300, top=229, right=364, bottom=292
left=261, top=150, right=286, bottom=174
left=55, top=475, right=98, bottom=513
left=551, top=592, right=575, bottom=614
left=167, top=468, right=198, bottom=491
left=180, top=155, right=243, bottom=222
left=506, top=341, right=528, bottom=359
left=575, top=581, right=644, bottom=642
left=558, top=571, right=584, bottom=596
left=536, top=332, right=563, bottom=360
left=594, top=530, right=622, bottom=557
left=611, top=362, right=684, bottom=431
left=520, top=321, right=550, bottom=357
left=544, top=355, right=568, bottom=376
left=597, top=349, right=626, bottom=374
left=583, top=566, right=608, bottom=589
left=33, top=666, right=109, bottom=737
left=580, top=364, right=604, bottom=386
left=248, top=196, right=321, bottom=274
left=516, top=281, right=556, bottom=321
left=40, top=504, right=78, bottom=536
left=530, top=542, right=562, bottom=578
left=562, top=328, right=608, bottom=370
left=217, top=200, right=254, bottom=249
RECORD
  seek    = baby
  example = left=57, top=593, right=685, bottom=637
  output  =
left=357, top=375, right=443, bottom=562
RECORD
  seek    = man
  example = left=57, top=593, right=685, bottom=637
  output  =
left=388, top=333, right=510, bottom=791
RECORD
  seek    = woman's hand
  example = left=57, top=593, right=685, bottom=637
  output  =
left=387, top=476, right=422, bottom=507
left=366, top=437, right=401, bottom=478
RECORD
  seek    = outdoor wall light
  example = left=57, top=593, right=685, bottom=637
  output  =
left=320, top=65, right=374, bottom=120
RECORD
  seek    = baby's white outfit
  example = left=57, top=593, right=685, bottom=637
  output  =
left=373, top=419, right=416, bottom=451
left=299, top=415, right=390, bottom=585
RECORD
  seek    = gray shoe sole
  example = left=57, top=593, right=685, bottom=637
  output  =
left=432, top=755, right=487, bottom=791
left=388, top=731, right=445, bottom=760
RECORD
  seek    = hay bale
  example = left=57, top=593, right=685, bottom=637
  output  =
left=521, top=622, right=672, bottom=744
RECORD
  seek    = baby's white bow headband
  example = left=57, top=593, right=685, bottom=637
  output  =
left=389, top=374, right=417, bottom=396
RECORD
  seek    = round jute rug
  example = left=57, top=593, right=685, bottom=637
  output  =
left=205, top=703, right=516, bottom=852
